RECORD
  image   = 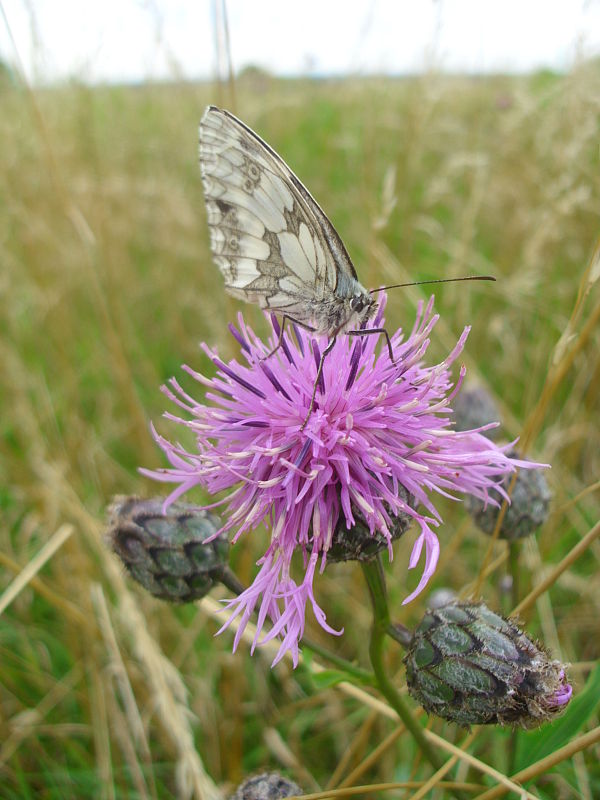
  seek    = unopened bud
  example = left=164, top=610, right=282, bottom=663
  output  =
left=327, top=485, right=413, bottom=563
left=230, top=772, right=302, bottom=800
left=453, top=384, right=501, bottom=440
left=466, top=450, right=551, bottom=540
left=404, top=600, right=572, bottom=728
left=108, top=496, right=229, bottom=602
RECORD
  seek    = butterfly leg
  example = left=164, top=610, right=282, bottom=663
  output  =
left=300, top=336, right=337, bottom=431
left=348, top=327, right=395, bottom=363
left=261, top=315, right=316, bottom=362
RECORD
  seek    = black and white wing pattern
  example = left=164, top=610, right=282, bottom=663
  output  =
left=199, top=106, right=361, bottom=334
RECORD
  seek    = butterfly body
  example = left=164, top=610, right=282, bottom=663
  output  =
left=199, top=106, right=377, bottom=339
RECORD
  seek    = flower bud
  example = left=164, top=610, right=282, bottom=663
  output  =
left=404, top=600, right=572, bottom=728
left=327, top=485, right=414, bottom=563
left=466, top=450, right=551, bottom=540
left=108, top=496, right=229, bottom=602
left=453, top=384, right=501, bottom=440
left=230, top=772, right=302, bottom=800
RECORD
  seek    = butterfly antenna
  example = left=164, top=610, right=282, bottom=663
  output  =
left=369, top=275, right=496, bottom=294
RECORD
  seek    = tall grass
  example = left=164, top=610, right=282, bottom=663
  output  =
left=1, top=63, right=599, bottom=798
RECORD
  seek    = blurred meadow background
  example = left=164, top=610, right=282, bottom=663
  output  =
left=1, top=1, right=600, bottom=798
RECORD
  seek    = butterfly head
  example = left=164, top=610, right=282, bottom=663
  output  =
left=348, top=287, right=377, bottom=329
left=350, top=291, right=372, bottom=314
left=332, top=273, right=377, bottom=334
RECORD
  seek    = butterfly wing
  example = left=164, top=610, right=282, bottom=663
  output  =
left=199, top=106, right=358, bottom=331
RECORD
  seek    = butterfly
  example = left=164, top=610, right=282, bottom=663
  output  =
left=198, top=106, right=493, bottom=427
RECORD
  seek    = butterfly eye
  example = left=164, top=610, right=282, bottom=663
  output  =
left=351, top=295, right=366, bottom=312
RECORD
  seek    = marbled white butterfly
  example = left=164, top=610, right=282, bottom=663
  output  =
left=199, top=106, right=493, bottom=426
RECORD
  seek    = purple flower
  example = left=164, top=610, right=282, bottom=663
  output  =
left=143, top=296, right=540, bottom=666
left=550, top=671, right=573, bottom=708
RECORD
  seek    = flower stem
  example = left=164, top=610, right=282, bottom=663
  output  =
left=386, top=621, right=413, bottom=648
left=361, top=557, right=443, bottom=771
left=218, top=566, right=247, bottom=596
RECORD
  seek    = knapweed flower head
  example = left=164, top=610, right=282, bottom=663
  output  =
left=108, top=496, right=230, bottom=602
left=466, top=449, right=552, bottom=540
left=143, top=295, right=539, bottom=666
left=452, top=383, right=502, bottom=440
left=230, top=772, right=302, bottom=800
left=405, top=601, right=572, bottom=727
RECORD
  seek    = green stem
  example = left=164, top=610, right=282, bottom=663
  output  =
left=218, top=566, right=247, bottom=596
left=361, top=557, right=443, bottom=771
left=387, top=621, right=413, bottom=648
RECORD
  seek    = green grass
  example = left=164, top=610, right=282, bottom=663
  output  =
left=1, top=65, right=599, bottom=799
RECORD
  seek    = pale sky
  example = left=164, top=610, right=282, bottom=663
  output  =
left=1, top=0, right=599, bottom=84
